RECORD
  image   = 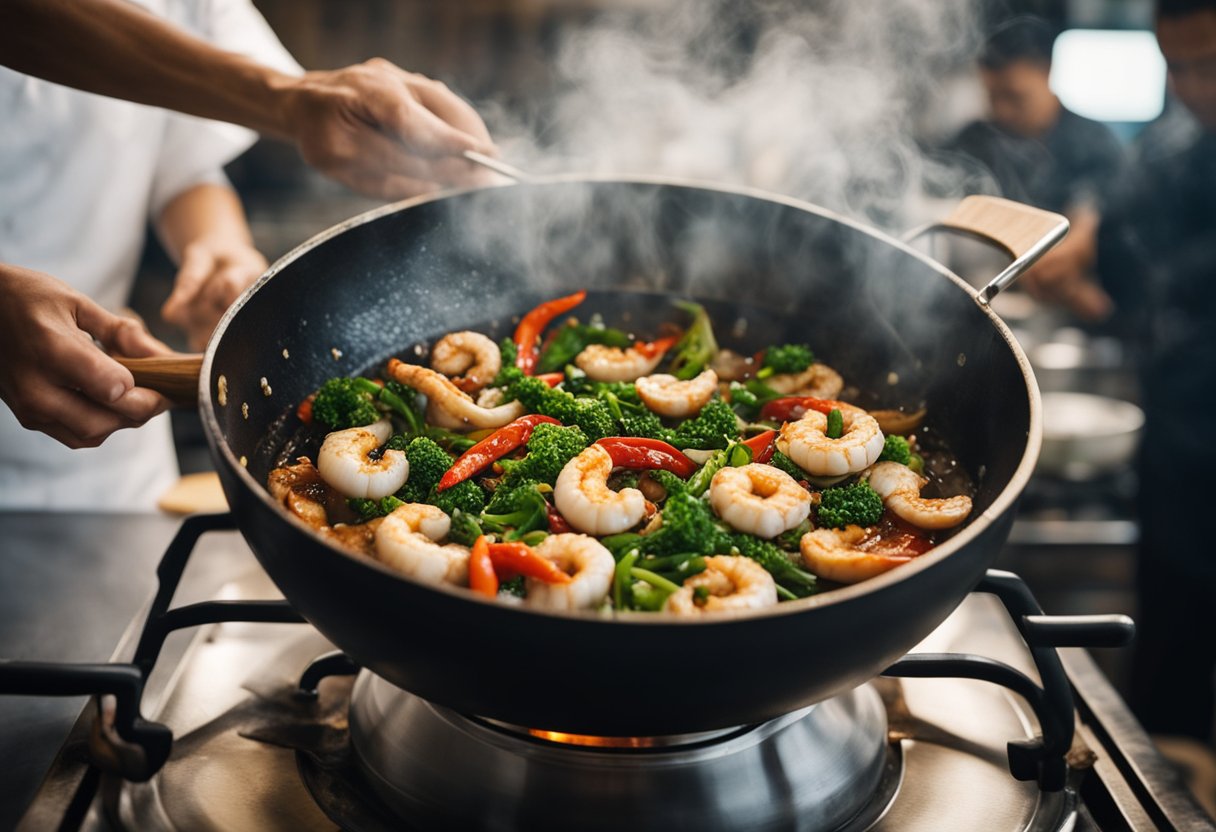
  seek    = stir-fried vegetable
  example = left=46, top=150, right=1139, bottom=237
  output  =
left=757, top=343, right=814, bottom=378
left=514, top=290, right=586, bottom=375
left=438, top=415, right=561, bottom=491
left=816, top=480, right=884, bottom=528
left=668, top=301, right=718, bottom=380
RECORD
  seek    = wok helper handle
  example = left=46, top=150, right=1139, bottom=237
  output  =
left=114, top=354, right=202, bottom=407
left=903, top=195, right=1069, bottom=306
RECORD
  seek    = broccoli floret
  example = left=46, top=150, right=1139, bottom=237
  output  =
left=647, top=469, right=688, bottom=499
left=510, top=376, right=615, bottom=440
left=429, top=478, right=486, bottom=517
left=491, top=339, right=523, bottom=389
left=775, top=519, right=812, bottom=551
left=379, top=380, right=425, bottom=434
left=537, top=322, right=631, bottom=374
left=817, top=481, right=883, bottom=529
left=729, top=533, right=818, bottom=598
left=347, top=495, right=405, bottom=521
left=769, top=450, right=806, bottom=480
left=447, top=509, right=484, bottom=547
left=395, top=437, right=453, bottom=503
left=671, top=398, right=739, bottom=450
left=642, top=493, right=731, bottom=557
left=668, top=301, right=719, bottom=381
left=499, top=423, right=588, bottom=486
left=727, top=379, right=783, bottom=419
left=311, top=377, right=380, bottom=430
left=479, top=484, right=549, bottom=539
left=499, top=576, right=527, bottom=597
left=877, top=434, right=912, bottom=466
left=759, top=344, right=814, bottom=376
left=618, top=408, right=676, bottom=444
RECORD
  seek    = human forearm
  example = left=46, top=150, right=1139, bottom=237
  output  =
left=156, top=184, right=254, bottom=263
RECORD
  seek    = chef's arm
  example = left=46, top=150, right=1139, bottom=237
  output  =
left=1018, top=203, right=1112, bottom=321
left=155, top=184, right=267, bottom=352
left=0, top=0, right=497, bottom=199
left=0, top=263, right=171, bottom=448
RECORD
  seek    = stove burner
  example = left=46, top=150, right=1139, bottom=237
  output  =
left=343, top=672, right=898, bottom=832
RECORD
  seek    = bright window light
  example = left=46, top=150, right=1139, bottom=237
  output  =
left=1051, top=29, right=1166, bottom=123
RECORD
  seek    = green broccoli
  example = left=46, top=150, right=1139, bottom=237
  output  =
left=347, top=495, right=405, bottom=521
left=379, top=380, right=425, bottom=434
left=671, top=398, right=740, bottom=450
left=447, top=509, right=484, bottom=547
left=757, top=344, right=814, bottom=377
left=668, top=301, right=719, bottom=381
left=776, top=519, right=812, bottom=551
left=683, top=441, right=752, bottom=497
left=641, top=492, right=732, bottom=557
left=509, top=375, right=616, bottom=440
left=817, top=480, right=883, bottom=528
left=429, top=478, right=486, bottom=517
left=537, top=322, right=631, bottom=374
left=647, top=469, right=687, bottom=499
left=479, top=484, right=549, bottom=539
left=877, top=434, right=912, bottom=466
left=394, top=437, right=453, bottom=503
left=311, top=377, right=381, bottom=429
left=769, top=450, right=806, bottom=480
left=617, top=407, right=676, bottom=444
left=499, top=576, right=527, bottom=597
left=729, top=533, right=819, bottom=599
left=498, top=423, right=588, bottom=486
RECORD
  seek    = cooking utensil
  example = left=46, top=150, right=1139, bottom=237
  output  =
left=123, top=178, right=1063, bottom=735
left=1037, top=392, right=1143, bottom=480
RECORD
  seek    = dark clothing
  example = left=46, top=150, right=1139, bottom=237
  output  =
left=945, top=106, right=1124, bottom=213
left=1097, top=117, right=1216, bottom=741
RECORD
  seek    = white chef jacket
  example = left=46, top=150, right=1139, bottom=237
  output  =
left=0, top=0, right=301, bottom=511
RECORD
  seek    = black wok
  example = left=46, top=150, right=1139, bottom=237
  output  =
left=197, top=178, right=1054, bottom=735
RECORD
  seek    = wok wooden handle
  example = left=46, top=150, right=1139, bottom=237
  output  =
left=114, top=355, right=203, bottom=407
left=906, top=195, right=1070, bottom=306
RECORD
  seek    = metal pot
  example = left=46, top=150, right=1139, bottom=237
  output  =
left=1037, top=392, right=1144, bottom=480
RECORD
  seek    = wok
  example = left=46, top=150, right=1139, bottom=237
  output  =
left=135, top=178, right=1062, bottom=735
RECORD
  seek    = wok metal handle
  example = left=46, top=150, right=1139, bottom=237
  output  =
left=903, top=195, right=1070, bottom=306
left=114, top=354, right=202, bottom=407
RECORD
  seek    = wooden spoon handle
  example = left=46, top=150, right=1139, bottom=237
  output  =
left=114, top=355, right=203, bottom=407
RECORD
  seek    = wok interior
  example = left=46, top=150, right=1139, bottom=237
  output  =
left=203, top=180, right=1035, bottom=733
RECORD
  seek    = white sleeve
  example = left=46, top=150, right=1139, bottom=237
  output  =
left=148, top=0, right=304, bottom=217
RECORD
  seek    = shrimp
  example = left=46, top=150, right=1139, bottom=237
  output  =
left=523, top=534, right=616, bottom=611
left=866, top=461, right=972, bottom=530
left=765, top=362, right=844, bottom=398
left=374, top=503, right=469, bottom=585
left=316, top=419, right=409, bottom=499
left=574, top=344, right=664, bottom=382
left=388, top=359, right=525, bottom=431
left=430, top=331, right=501, bottom=392
left=799, top=526, right=912, bottom=584
left=776, top=404, right=884, bottom=478
left=553, top=445, right=647, bottom=535
left=636, top=369, right=718, bottom=418
left=267, top=458, right=334, bottom=529
left=665, top=555, right=778, bottom=615
left=708, top=464, right=811, bottom=539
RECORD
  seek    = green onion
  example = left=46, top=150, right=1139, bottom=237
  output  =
left=614, top=551, right=639, bottom=610
left=826, top=408, right=843, bottom=439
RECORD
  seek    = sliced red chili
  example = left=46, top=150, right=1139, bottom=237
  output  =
left=633, top=334, right=681, bottom=360
left=469, top=536, right=498, bottom=597
left=545, top=502, right=573, bottom=534
left=758, top=396, right=851, bottom=423
left=514, top=291, right=587, bottom=375
left=296, top=394, right=315, bottom=425
left=487, top=542, right=571, bottom=584
left=536, top=372, right=565, bottom=388
left=595, top=437, right=698, bottom=478
left=437, top=414, right=561, bottom=491
left=742, top=430, right=778, bottom=464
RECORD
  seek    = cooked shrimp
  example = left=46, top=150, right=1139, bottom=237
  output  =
left=554, top=445, right=647, bottom=535
left=326, top=517, right=384, bottom=558
left=388, top=360, right=525, bottom=431
left=317, top=419, right=409, bottom=499
left=636, top=369, right=718, bottom=418
left=867, top=461, right=972, bottom=530
left=574, top=344, right=664, bottom=382
left=430, top=331, right=501, bottom=392
left=268, top=458, right=333, bottom=529
left=765, top=362, right=844, bottom=398
left=523, top=534, right=616, bottom=611
left=665, top=555, right=778, bottom=615
left=374, top=503, right=469, bottom=585
left=776, top=404, right=884, bottom=477
left=709, top=464, right=811, bottom=538
left=799, top=526, right=912, bottom=584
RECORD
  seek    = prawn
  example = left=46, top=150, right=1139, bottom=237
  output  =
left=430, top=331, right=501, bottom=392
left=553, top=444, right=647, bottom=535
left=374, top=503, right=469, bottom=585
left=574, top=344, right=664, bottom=382
left=665, top=555, right=778, bottom=615
left=388, top=359, right=524, bottom=431
left=765, top=362, right=844, bottom=398
left=523, top=534, right=616, bottom=611
left=776, top=404, right=884, bottom=477
left=866, top=461, right=972, bottom=530
left=316, top=419, right=409, bottom=499
left=267, top=457, right=334, bottom=529
left=636, top=369, right=718, bottom=418
left=708, top=463, right=810, bottom=539
left=798, top=526, right=912, bottom=584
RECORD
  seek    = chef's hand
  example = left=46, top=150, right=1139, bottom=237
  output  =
left=277, top=60, right=498, bottom=199
left=162, top=237, right=267, bottom=351
left=1019, top=207, right=1113, bottom=321
left=0, top=263, right=172, bottom=449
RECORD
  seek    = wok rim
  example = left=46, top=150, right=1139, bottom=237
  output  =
left=199, top=174, right=1042, bottom=625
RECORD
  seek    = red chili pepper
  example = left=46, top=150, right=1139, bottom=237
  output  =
left=742, top=430, right=778, bottom=464
left=633, top=334, right=681, bottom=359
left=296, top=394, right=315, bottom=425
left=487, top=542, right=571, bottom=584
left=469, top=536, right=498, bottom=598
left=438, top=414, right=562, bottom=491
left=595, top=437, right=698, bottom=478
left=514, top=290, right=587, bottom=375
left=536, top=372, right=565, bottom=388
left=758, top=396, right=851, bottom=423
left=546, top=502, right=573, bottom=534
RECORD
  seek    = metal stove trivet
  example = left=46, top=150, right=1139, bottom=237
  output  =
left=2, top=513, right=1209, bottom=831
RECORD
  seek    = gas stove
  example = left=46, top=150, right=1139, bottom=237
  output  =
left=3, top=514, right=1213, bottom=831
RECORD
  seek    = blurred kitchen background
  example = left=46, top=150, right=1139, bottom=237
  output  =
left=130, top=0, right=1187, bottom=767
